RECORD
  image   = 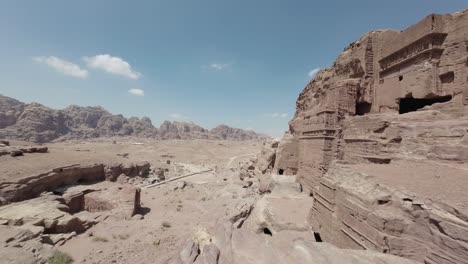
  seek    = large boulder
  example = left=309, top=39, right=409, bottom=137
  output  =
left=273, top=132, right=298, bottom=175
left=256, top=141, right=279, bottom=174
left=0, top=195, right=86, bottom=234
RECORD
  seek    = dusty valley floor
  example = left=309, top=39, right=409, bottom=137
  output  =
left=1, top=139, right=263, bottom=264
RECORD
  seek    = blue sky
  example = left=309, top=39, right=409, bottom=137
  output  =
left=0, top=1, right=466, bottom=137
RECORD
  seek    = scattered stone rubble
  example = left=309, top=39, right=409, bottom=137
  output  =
left=0, top=140, right=48, bottom=157
left=0, top=161, right=153, bottom=263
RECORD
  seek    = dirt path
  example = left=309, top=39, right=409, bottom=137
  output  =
left=227, top=153, right=256, bottom=167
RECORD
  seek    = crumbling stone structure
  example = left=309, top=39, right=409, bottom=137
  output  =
left=275, top=9, right=468, bottom=264
left=287, top=11, right=468, bottom=193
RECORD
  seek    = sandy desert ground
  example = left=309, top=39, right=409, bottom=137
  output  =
left=1, top=139, right=265, bottom=264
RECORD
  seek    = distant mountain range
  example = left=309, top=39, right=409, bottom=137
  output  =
left=0, top=95, right=269, bottom=143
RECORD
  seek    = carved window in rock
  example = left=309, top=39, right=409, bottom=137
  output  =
left=398, top=95, right=452, bottom=114
left=439, top=71, right=454, bottom=84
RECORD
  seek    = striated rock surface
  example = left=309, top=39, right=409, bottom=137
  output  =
left=178, top=190, right=419, bottom=264
left=0, top=95, right=269, bottom=143
left=272, top=9, right=468, bottom=264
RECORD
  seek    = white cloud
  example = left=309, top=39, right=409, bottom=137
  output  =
left=265, top=113, right=289, bottom=118
left=169, top=113, right=189, bottom=120
left=308, top=68, right=320, bottom=78
left=84, top=54, right=141, bottom=79
left=33, top=56, right=88, bottom=78
left=128, top=88, right=144, bottom=96
left=210, top=63, right=230, bottom=70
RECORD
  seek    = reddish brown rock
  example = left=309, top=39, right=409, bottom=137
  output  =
left=273, top=8, right=468, bottom=264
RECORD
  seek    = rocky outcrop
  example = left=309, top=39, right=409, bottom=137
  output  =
left=0, top=163, right=143, bottom=263
left=310, top=165, right=468, bottom=264
left=256, top=141, right=279, bottom=174
left=210, top=125, right=264, bottom=141
left=289, top=10, right=468, bottom=193
left=0, top=144, right=48, bottom=157
left=159, top=121, right=209, bottom=139
left=203, top=224, right=419, bottom=264
left=0, top=183, right=141, bottom=263
left=177, top=180, right=419, bottom=264
left=0, top=95, right=269, bottom=142
left=272, top=8, right=468, bottom=264
left=104, top=162, right=151, bottom=181
left=0, top=164, right=106, bottom=203
left=0, top=162, right=152, bottom=204
left=272, top=132, right=298, bottom=175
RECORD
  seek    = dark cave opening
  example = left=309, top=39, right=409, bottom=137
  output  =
left=278, top=169, right=284, bottom=175
left=263, top=227, right=273, bottom=236
left=398, top=95, right=452, bottom=114
left=314, top=232, right=323, bottom=242
left=355, top=102, right=372, bottom=116
left=439, top=71, right=455, bottom=84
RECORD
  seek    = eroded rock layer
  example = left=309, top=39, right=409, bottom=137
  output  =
left=0, top=95, right=269, bottom=142
left=274, top=9, right=468, bottom=264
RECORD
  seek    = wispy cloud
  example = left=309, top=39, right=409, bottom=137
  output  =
left=33, top=56, right=88, bottom=79
left=264, top=113, right=289, bottom=119
left=169, top=113, right=189, bottom=120
left=210, top=63, right=230, bottom=70
left=84, top=54, right=141, bottom=79
left=308, top=68, right=320, bottom=78
left=128, top=88, right=144, bottom=96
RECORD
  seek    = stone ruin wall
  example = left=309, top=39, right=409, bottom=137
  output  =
left=277, top=10, right=468, bottom=193
left=273, top=9, right=468, bottom=264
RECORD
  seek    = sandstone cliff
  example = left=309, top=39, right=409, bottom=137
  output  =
left=0, top=95, right=269, bottom=142
left=272, top=9, right=468, bottom=264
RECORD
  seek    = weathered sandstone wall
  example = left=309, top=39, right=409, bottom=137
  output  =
left=310, top=165, right=468, bottom=264
left=274, top=9, right=468, bottom=264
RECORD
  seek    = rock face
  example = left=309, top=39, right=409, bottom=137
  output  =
left=177, top=180, right=419, bottom=264
left=0, top=163, right=143, bottom=263
left=272, top=132, right=298, bottom=175
left=289, top=10, right=468, bottom=190
left=0, top=164, right=106, bottom=203
left=273, top=9, right=468, bottom=264
left=0, top=162, right=149, bottom=204
left=210, top=125, right=263, bottom=141
left=0, top=95, right=269, bottom=143
left=256, top=141, right=279, bottom=174
left=159, top=121, right=208, bottom=139
left=309, top=166, right=468, bottom=264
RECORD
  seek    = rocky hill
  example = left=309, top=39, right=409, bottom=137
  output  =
left=0, top=95, right=269, bottom=142
left=266, top=9, right=468, bottom=264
